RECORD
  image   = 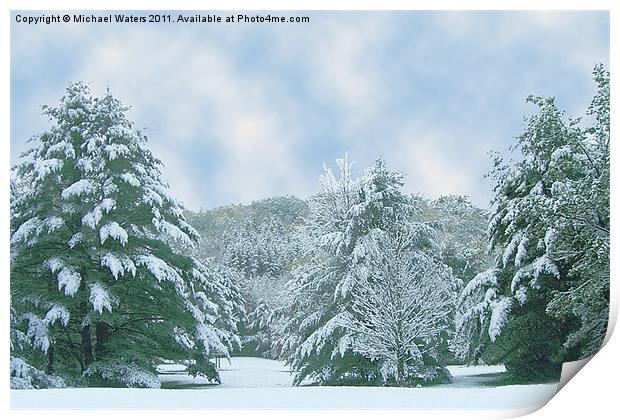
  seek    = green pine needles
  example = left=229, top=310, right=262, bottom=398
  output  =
left=10, top=83, right=244, bottom=388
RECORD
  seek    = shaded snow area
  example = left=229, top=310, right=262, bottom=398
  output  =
left=12, top=357, right=558, bottom=409
left=217, top=357, right=298, bottom=388
left=157, top=357, right=298, bottom=388
left=445, top=364, right=508, bottom=387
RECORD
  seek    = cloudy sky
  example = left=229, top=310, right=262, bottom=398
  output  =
left=11, top=11, right=609, bottom=210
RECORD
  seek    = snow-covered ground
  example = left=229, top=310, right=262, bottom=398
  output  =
left=157, top=357, right=509, bottom=389
left=11, top=357, right=559, bottom=409
left=445, top=364, right=508, bottom=388
left=158, top=357, right=297, bottom=388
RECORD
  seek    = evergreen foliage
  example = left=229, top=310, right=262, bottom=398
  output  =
left=278, top=156, right=457, bottom=385
left=456, top=65, right=610, bottom=380
left=10, top=83, right=243, bottom=387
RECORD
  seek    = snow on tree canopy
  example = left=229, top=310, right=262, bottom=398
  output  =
left=510, top=255, right=560, bottom=293
left=34, top=158, right=63, bottom=181
left=10, top=356, right=66, bottom=389
left=459, top=268, right=498, bottom=303
left=104, top=143, right=131, bottom=160
left=489, top=297, right=513, bottom=342
left=83, top=362, right=161, bottom=389
left=456, top=67, right=610, bottom=366
left=11, top=218, right=42, bottom=245
left=100, top=253, right=136, bottom=280
left=82, top=207, right=103, bottom=229
left=61, top=179, right=94, bottom=198
left=135, top=254, right=185, bottom=292
left=120, top=172, right=140, bottom=187
left=23, top=314, right=51, bottom=353
left=89, top=283, right=114, bottom=314
left=153, top=219, right=195, bottom=248
left=44, top=305, right=70, bottom=327
left=99, top=222, right=129, bottom=246
left=45, top=258, right=82, bottom=296
left=67, top=232, right=83, bottom=248
left=11, top=82, right=243, bottom=387
left=280, top=156, right=449, bottom=386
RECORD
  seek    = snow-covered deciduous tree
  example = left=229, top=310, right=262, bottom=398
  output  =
left=278, top=155, right=375, bottom=384
left=341, top=231, right=455, bottom=386
left=10, top=83, right=243, bottom=387
left=456, top=65, right=610, bottom=379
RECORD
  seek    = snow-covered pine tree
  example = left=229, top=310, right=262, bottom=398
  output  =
left=544, top=64, right=610, bottom=357
left=456, top=65, right=610, bottom=379
left=221, top=205, right=299, bottom=356
left=185, top=195, right=307, bottom=264
left=453, top=95, right=577, bottom=379
left=280, top=156, right=417, bottom=385
left=10, top=83, right=242, bottom=388
left=184, top=196, right=307, bottom=358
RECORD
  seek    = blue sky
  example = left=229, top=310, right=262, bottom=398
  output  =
left=11, top=11, right=609, bottom=210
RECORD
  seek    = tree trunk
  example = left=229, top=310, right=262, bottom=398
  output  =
left=46, top=345, right=55, bottom=374
left=95, top=322, right=110, bottom=361
left=80, top=301, right=93, bottom=368
left=81, top=324, right=93, bottom=368
left=396, top=357, right=405, bottom=387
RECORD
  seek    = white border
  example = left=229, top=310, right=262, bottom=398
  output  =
left=2, top=1, right=617, bottom=419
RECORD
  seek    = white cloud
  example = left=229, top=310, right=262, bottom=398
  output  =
left=273, top=14, right=395, bottom=139
left=69, top=26, right=313, bottom=208
left=385, top=123, right=492, bottom=207
left=147, top=143, right=202, bottom=209
left=431, top=11, right=609, bottom=74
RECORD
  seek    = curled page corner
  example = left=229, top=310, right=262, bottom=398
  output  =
left=556, top=303, right=619, bottom=394
left=558, top=356, right=594, bottom=392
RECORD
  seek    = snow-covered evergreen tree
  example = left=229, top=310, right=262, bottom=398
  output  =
left=544, top=64, right=610, bottom=357
left=280, top=156, right=443, bottom=385
left=240, top=274, right=289, bottom=357
left=456, top=65, right=610, bottom=378
left=10, top=83, right=242, bottom=387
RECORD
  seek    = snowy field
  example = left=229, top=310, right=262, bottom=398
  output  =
left=157, top=357, right=297, bottom=388
left=11, top=357, right=559, bottom=409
